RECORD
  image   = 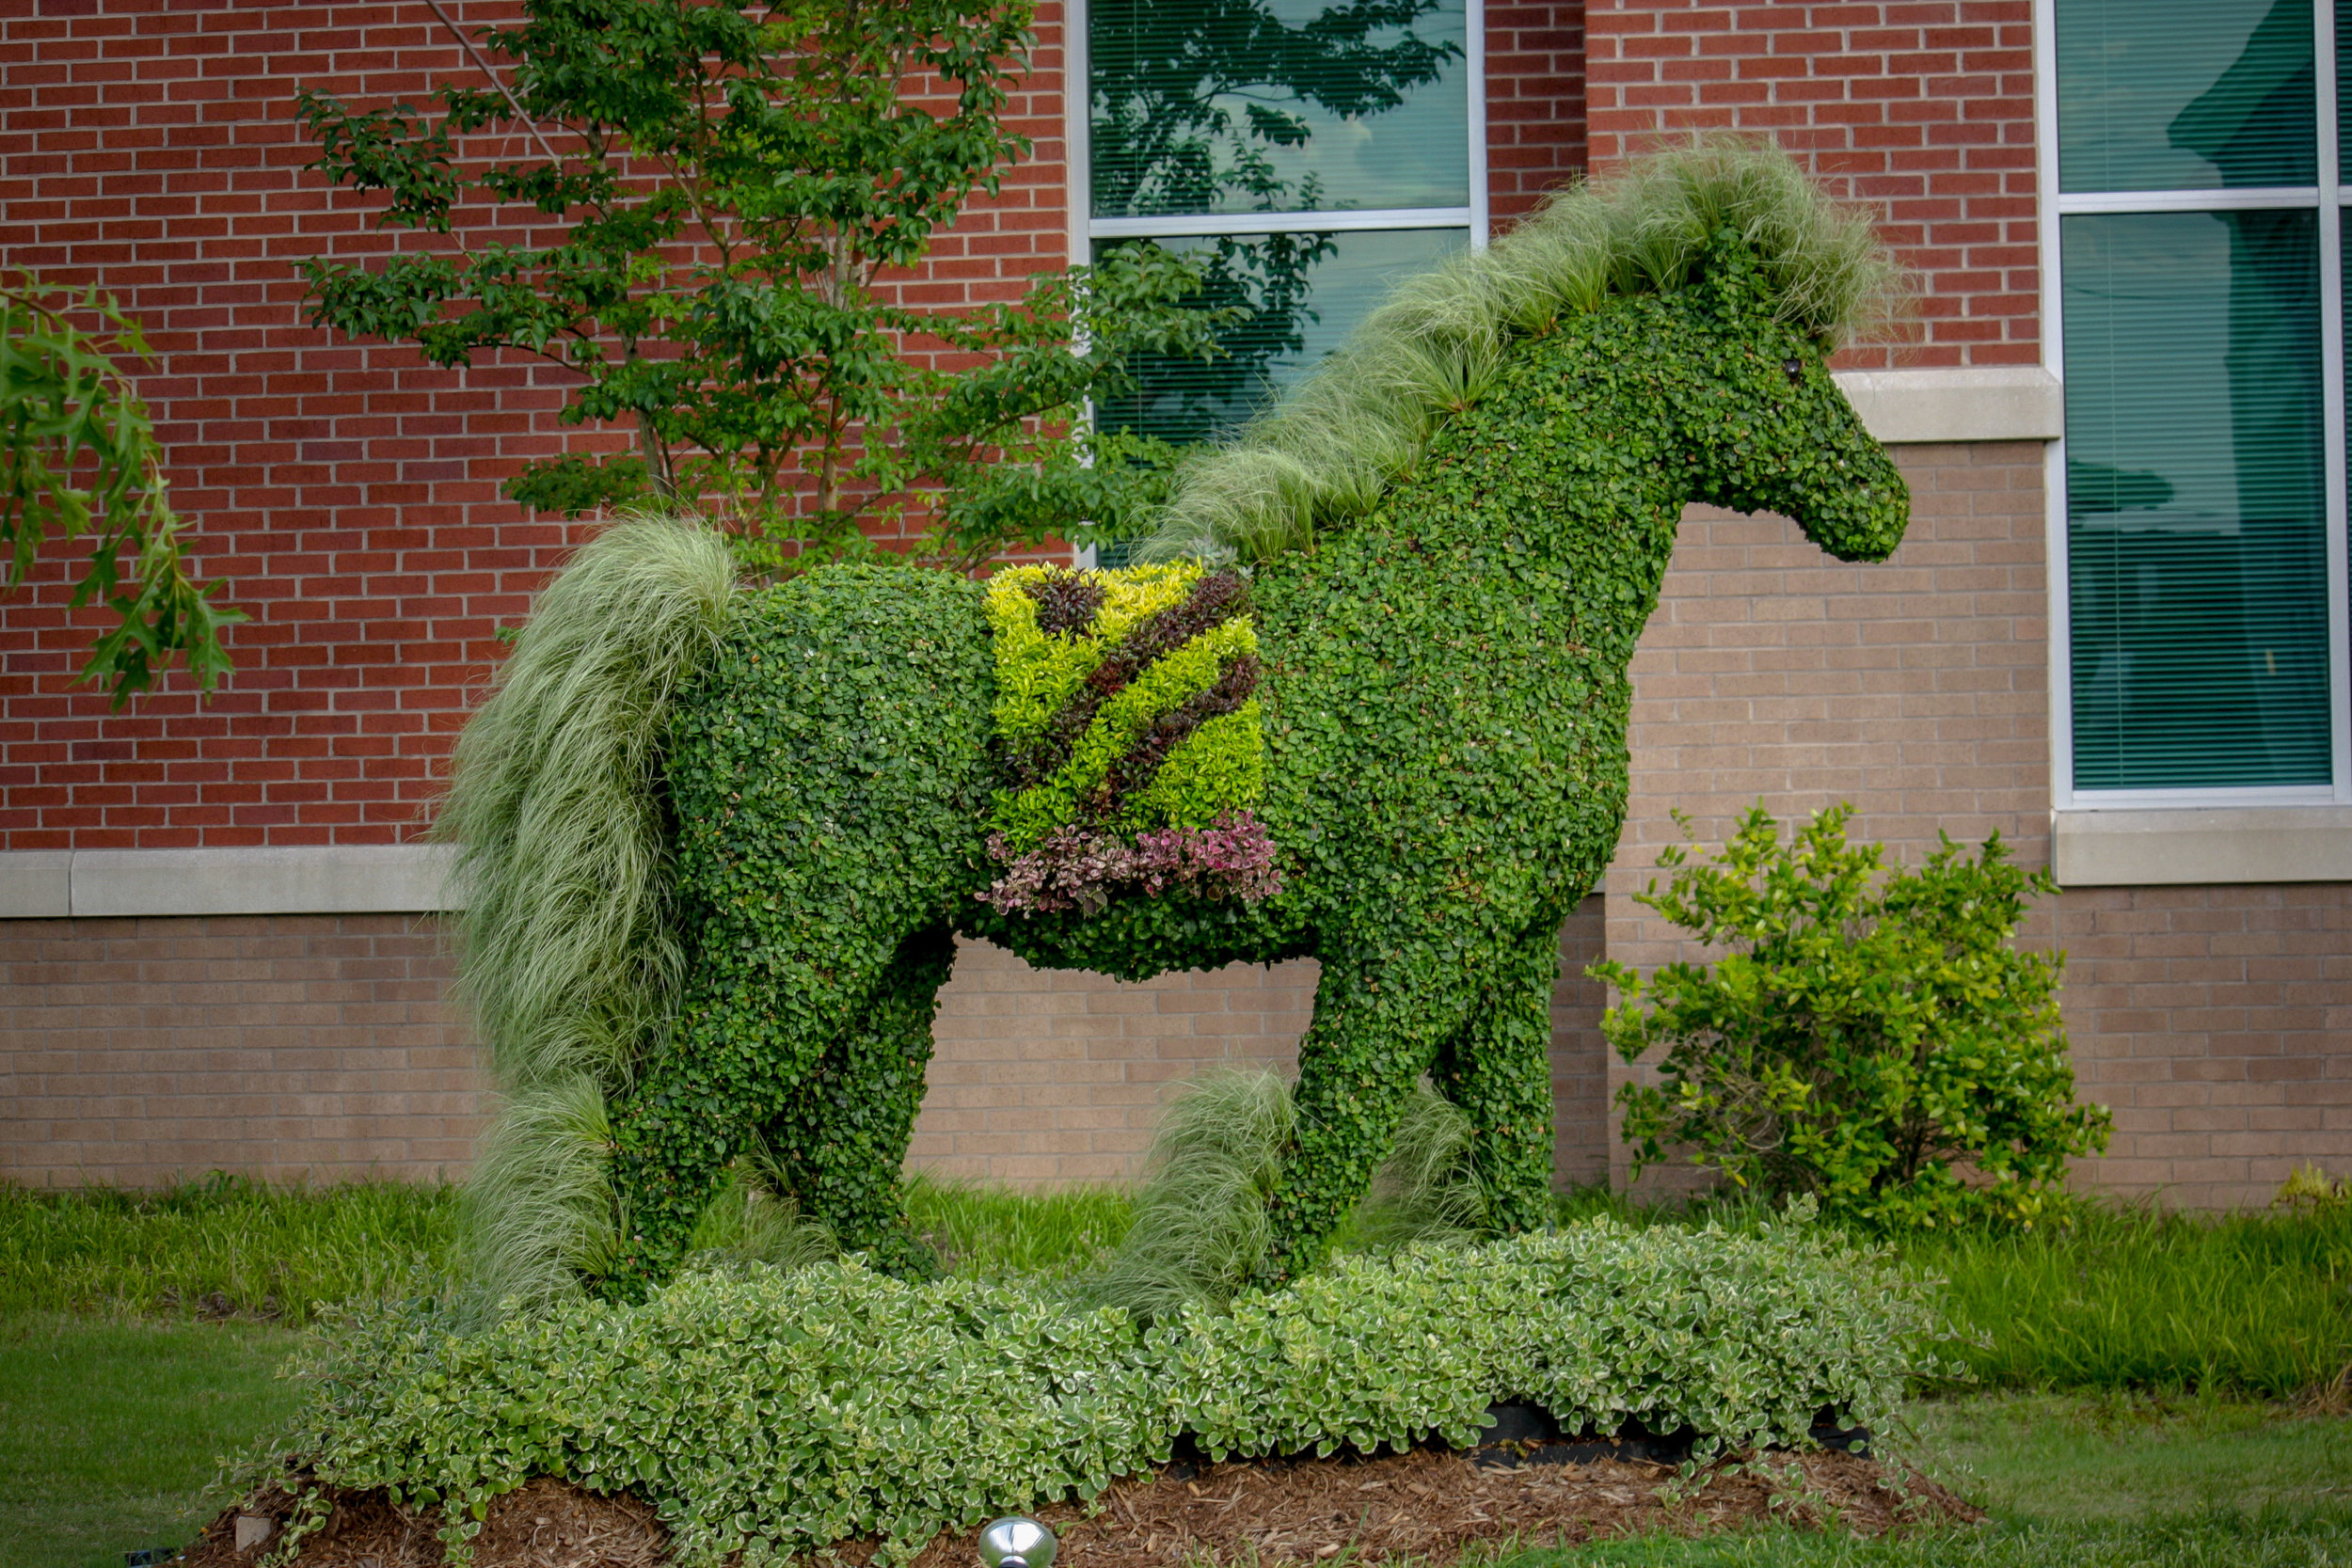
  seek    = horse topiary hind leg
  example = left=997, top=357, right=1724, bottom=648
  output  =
left=1430, top=923, right=1562, bottom=1237
left=762, top=923, right=958, bottom=1276
left=1268, top=946, right=1484, bottom=1278
left=597, top=926, right=925, bottom=1301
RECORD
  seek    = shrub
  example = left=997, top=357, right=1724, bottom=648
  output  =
left=262, top=1212, right=1950, bottom=1567
left=1592, top=804, right=2109, bottom=1228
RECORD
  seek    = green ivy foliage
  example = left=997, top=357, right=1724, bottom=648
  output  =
left=1592, top=804, right=2112, bottom=1227
left=578, top=233, right=1911, bottom=1297
left=261, top=1212, right=1954, bottom=1567
left=601, top=565, right=997, bottom=1297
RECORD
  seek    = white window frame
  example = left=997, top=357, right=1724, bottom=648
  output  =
left=2038, top=0, right=2352, bottom=810
left=1063, top=0, right=1491, bottom=324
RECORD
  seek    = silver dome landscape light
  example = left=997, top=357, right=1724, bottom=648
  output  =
left=977, top=1516, right=1057, bottom=1568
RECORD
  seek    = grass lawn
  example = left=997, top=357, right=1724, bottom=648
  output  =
left=1907, top=1391, right=2351, bottom=1521
left=0, top=1315, right=303, bottom=1568
left=3, top=1177, right=2347, bottom=1568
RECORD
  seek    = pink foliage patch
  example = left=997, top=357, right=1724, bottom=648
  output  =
left=980, top=811, right=1282, bottom=915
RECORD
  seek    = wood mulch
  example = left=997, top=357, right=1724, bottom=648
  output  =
left=183, top=1445, right=1979, bottom=1568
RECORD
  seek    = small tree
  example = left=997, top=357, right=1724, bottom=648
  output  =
left=2, top=275, right=243, bottom=705
left=1590, top=804, right=2109, bottom=1228
left=294, top=0, right=1222, bottom=571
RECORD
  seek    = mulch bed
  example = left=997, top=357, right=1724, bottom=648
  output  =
left=182, top=1445, right=1979, bottom=1568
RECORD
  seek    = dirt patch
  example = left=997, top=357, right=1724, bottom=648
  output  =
left=904, top=1447, right=1978, bottom=1568
left=179, top=1479, right=666, bottom=1568
left=186, top=1448, right=1978, bottom=1568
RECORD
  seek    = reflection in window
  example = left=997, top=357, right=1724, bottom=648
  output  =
left=1089, top=0, right=1468, bottom=218
left=1095, top=228, right=1468, bottom=445
left=2057, top=0, right=2313, bottom=193
left=1082, top=0, right=1479, bottom=548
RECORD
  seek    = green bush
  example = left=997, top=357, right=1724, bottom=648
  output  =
left=262, top=1212, right=1950, bottom=1567
left=1593, top=804, right=2109, bottom=1228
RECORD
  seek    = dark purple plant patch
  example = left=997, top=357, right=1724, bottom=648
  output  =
left=979, top=811, right=1281, bottom=914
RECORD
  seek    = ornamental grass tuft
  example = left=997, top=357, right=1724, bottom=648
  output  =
left=1143, top=136, right=1906, bottom=564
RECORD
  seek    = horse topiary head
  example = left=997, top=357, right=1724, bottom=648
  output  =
left=1143, top=138, right=1911, bottom=568
left=1656, top=227, right=1909, bottom=565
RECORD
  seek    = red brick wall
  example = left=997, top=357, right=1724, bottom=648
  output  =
left=1487, top=1, right=1587, bottom=223
left=1585, top=1, right=2039, bottom=370
left=0, top=0, right=1073, bottom=850
left=1, top=2, right=1594, bottom=850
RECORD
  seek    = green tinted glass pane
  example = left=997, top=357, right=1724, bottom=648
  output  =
left=2058, top=0, right=2314, bottom=192
left=2063, top=210, right=2329, bottom=791
left=1090, top=0, right=1469, bottom=218
left=1094, top=227, right=1468, bottom=444
left=2341, top=0, right=2351, bottom=156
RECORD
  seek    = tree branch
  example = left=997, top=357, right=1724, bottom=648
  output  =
left=420, top=0, right=566, bottom=168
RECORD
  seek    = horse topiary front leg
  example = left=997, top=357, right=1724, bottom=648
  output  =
left=1268, top=945, right=1484, bottom=1278
left=1429, top=922, right=1564, bottom=1237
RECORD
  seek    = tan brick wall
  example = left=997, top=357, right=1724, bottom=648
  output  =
left=906, top=942, right=1319, bottom=1185
left=0, top=906, right=1614, bottom=1190
left=0, top=915, right=482, bottom=1187
left=1550, top=898, right=1613, bottom=1189
left=1603, top=440, right=2056, bottom=1190
left=2055, top=885, right=2352, bottom=1211
left=1610, top=441, right=2056, bottom=949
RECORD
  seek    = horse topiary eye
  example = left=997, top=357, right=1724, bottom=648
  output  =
left=1782, top=358, right=1804, bottom=384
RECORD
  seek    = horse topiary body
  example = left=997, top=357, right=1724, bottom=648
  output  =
left=447, top=148, right=1912, bottom=1307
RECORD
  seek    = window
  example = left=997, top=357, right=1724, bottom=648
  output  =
left=1073, top=0, right=1486, bottom=505
left=2049, top=0, right=2349, bottom=802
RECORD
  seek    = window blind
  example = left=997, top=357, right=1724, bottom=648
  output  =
left=2058, top=0, right=2315, bottom=193
left=2062, top=209, right=2331, bottom=790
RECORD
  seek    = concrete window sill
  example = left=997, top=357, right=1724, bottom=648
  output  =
left=2053, top=806, right=2352, bottom=886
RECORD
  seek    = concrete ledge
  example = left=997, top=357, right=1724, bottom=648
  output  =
left=0, top=850, right=72, bottom=918
left=0, top=845, right=461, bottom=918
left=2054, top=807, right=2352, bottom=887
left=1833, top=366, right=2064, bottom=445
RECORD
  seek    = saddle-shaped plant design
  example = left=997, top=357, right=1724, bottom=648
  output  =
left=979, top=562, right=1279, bottom=915
left=441, top=143, right=1913, bottom=1307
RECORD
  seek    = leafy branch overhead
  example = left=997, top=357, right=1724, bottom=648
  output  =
left=0, top=276, right=243, bottom=705
left=294, top=0, right=1229, bottom=569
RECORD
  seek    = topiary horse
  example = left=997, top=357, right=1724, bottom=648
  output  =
left=443, top=143, right=1911, bottom=1307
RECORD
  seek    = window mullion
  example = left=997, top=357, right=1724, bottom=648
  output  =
left=1067, top=0, right=1092, bottom=275
left=2036, top=0, right=2074, bottom=809
left=2320, top=0, right=2350, bottom=800
left=1466, top=0, right=1488, bottom=249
